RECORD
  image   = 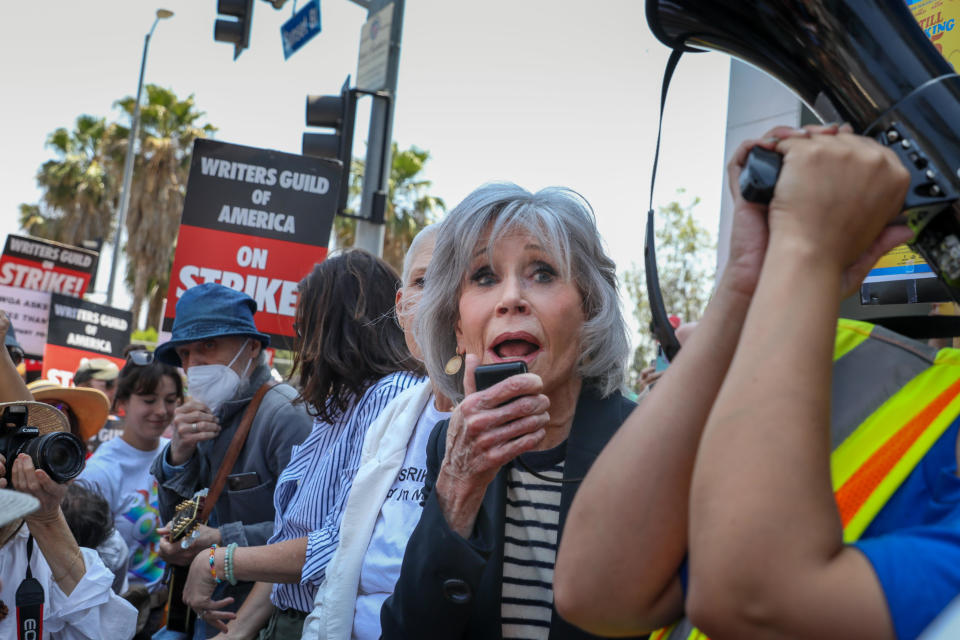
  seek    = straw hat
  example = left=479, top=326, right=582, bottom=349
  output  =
left=27, top=380, right=109, bottom=441
left=0, top=399, right=71, bottom=436
left=0, top=489, right=39, bottom=529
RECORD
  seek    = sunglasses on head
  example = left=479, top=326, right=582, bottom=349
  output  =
left=127, top=350, right=155, bottom=366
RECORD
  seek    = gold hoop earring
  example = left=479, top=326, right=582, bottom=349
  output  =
left=444, top=353, right=463, bottom=375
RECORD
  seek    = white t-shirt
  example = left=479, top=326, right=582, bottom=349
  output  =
left=352, top=400, right=450, bottom=639
left=0, top=524, right=138, bottom=639
left=77, top=436, right=169, bottom=589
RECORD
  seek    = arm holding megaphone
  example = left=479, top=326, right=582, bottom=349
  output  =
left=557, top=127, right=912, bottom=637
left=686, top=131, right=910, bottom=639
left=556, top=125, right=841, bottom=635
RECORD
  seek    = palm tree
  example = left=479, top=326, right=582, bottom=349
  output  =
left=22, top=87, right=215, bottom=328
left=116, top=85, right=216, bottom=328
left=334, top=143, right=445, bottom=272
left=22, top=115, right=121, bottom=247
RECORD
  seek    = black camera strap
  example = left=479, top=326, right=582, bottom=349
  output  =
left=16, top=535, right=43, bottom=640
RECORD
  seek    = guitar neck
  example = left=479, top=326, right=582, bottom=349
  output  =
left=165, top=564, right=195, bottom=634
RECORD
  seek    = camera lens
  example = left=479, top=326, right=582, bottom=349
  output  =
left=22, top=432, right=85, bottom=483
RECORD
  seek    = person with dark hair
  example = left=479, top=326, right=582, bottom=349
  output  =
left=61, top=483, right=130, bottom=595
left=149, top=283, right=314, bottom=638
left=302, top=224, right=454, bottom=640
left=182, top=249, right=422, bottom=639
left=77, top=358, right=184, bottom=593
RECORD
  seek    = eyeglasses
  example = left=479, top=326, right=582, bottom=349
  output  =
left=127, top=350, right=155, bottom=366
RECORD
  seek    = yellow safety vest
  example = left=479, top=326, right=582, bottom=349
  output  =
left=652, top=319, right=960, bottom=640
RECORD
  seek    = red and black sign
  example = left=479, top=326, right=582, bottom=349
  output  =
left=0, top=234, right=99, bottom=297
left=42, top=294, right=131, bottom=386
left=163, top=139, right=340, bottom=350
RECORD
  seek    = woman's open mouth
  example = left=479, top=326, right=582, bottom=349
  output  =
left=489, top=332, right=542, bottom=363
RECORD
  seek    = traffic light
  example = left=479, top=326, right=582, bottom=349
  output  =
left=214, top=0, right=254, bottom=60
left=303, top=77, right=356, bottom=216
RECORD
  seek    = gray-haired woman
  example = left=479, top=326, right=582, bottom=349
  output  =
left=380, top=183, right=644, bottom=640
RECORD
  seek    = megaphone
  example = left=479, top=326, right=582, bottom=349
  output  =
left=646, top=0, right=960, bottom=303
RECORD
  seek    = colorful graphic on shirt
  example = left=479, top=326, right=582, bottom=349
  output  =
left=121, top=480, right=166, bottom=585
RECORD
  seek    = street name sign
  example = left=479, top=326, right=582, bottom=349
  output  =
left=281, top=0, right=321, bottom=60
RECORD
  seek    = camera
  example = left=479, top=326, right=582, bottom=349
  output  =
left=0, top=405, right=85, bottom=483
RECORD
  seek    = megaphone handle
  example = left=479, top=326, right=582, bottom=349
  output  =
left=739, top=147, right=783, bottom=204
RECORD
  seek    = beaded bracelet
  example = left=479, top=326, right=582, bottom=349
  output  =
left=208, top=544, right=221, bottom=584
left=224, top=542, right=239, bottom=586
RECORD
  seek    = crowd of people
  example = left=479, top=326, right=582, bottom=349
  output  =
left=5, top=123, right=960, bottom=640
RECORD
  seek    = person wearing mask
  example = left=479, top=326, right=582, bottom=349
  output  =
left=182, top=250, right=422, bottom=639
left=301, top=225, right=454, bottom=640
left=379, top=184, right=638, bottom=640
left=150, top=283, right=313, bottom=638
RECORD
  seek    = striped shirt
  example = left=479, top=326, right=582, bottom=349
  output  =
left=267, top=371, right=422, bottom=612
left=501, top=443, right=566, bottom=640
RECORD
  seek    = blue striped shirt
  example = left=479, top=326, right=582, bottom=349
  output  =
left=267, top=371, right=422, bottom=612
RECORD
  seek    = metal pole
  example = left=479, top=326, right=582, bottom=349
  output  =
left=354, top=0, right=404, bottom=257
left=106, top=13, right=170, bottom=306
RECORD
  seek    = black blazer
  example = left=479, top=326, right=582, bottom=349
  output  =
left=380, top=386, right=647, bottom=640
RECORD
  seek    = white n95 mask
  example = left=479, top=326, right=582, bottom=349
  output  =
left=187, top=339, right=253, bottom=414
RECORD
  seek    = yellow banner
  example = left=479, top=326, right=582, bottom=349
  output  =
left=867, top=0, right=960, bottom=280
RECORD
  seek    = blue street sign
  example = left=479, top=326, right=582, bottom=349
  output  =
left=281, top=0, right=321, bottom=60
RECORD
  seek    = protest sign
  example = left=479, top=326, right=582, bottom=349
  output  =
left=163, top=139, right=339, bottom=350
left=0, top=285, right=51, bottom=358
left=0, top=234, right=99, bottom=297
left=42, top=294, right=131, bottom=386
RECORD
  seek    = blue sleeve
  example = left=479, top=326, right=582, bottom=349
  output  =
left=160, top=447, right=189, bottom=476
left=854, top=516, right=960, bottom=640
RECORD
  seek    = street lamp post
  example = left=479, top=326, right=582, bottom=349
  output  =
left=106, top=9, right=174, bottom=307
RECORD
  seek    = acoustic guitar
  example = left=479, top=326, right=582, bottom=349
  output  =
left=163, top=489, right=208, bottom=634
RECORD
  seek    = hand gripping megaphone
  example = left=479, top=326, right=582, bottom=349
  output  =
left=646, top=0, right=960, bottom=303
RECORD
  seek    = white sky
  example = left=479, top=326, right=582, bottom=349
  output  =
left=0, top=0, right=731, bottom=332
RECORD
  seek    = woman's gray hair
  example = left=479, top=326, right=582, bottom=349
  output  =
left=401, top=223, right=441, bottom=283
left=414, top=182, right=630, bottom=402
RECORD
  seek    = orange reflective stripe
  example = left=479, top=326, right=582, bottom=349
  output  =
left=649, top=325, right=959, bottom=640
left=835, top=375, right=960, bottom=532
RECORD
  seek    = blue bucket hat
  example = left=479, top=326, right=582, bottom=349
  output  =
left=155, top=283, right=270, bottom=367
left=5, top=322, right=22, bottom=351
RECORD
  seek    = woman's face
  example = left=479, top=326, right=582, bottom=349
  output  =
left=397, top=235, right=436, bottom=361
left=456, top=228, right=585, bottom=396
left=118, top=375, right=179, bottom=443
